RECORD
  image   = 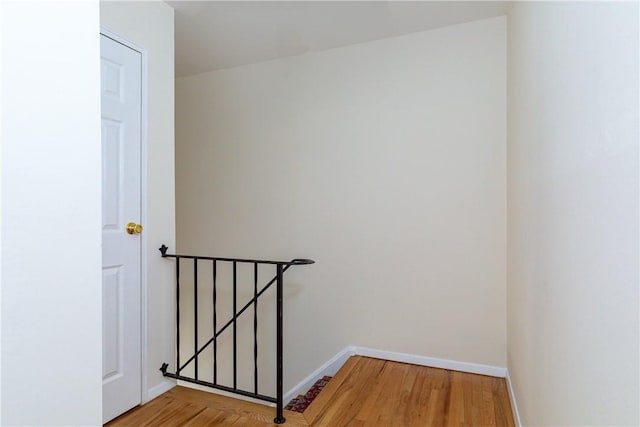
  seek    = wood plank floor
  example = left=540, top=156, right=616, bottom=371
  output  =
left=305, top=356, right=514, bottom=426
left=106, top=356, right=514, bottom=426
left=105, top=387, right=308, bottom=427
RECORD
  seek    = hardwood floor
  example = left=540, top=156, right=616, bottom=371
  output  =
left=106, top=386, right=308, bottom=427
left=305, top=356, right=514, bottom=426
left=106, top=356, right=514, bottom=426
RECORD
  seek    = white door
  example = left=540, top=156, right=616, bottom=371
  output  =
left=101, top=34, right=143, bottom=424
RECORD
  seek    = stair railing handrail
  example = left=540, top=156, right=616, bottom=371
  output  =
left=158, top=245, right=314, bottom=424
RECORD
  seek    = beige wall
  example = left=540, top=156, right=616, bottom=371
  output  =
left=1, top=1, right=102, bottom=424
left=507, top=2, right=639, bottom=425
left=100, top=0, right=176, bottom=400
left=176, top=16, right=507, bottom=391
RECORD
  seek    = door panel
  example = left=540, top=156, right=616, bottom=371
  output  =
left=101, top=34, right=142, bottom=424
left=102, top=266, right=123, bottom=381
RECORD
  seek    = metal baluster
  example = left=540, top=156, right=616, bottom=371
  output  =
left=212, top=260, right=217, bottom=385
left=194, top=258, right=198, bottom=380
left=175, top=265, right=294, bottom=373
left=233, top=261, right=237, bottom=389
left=176, top=257, right=181, bottom=375
left=254, top=262, right=258, bottom=395
left=274, top=264, right=285, bottom=424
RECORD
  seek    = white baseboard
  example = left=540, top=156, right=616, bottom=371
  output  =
left=505, top=370, right=522, bottom=427
left=284, top=345, right=507, bottom=405
left=144, top=379, right=176, bottom=404
left=283, top=346, right=356, bottom=404
left=353, top=346, right=507, bottom=378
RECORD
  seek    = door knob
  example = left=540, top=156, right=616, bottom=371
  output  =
left=126, top=222, right=143, bottom=235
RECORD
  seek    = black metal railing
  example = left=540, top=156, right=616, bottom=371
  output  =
left=158, top=245, right=314, bottom=424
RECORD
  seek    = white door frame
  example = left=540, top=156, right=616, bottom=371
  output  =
left=100, top=27, right=150, bottom=404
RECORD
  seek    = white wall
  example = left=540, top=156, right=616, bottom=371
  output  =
left=176, top=16, right=507, bottom=392
left=0, top=3, right=4, bottom=420
left=100, top=0, right=176, bottom=400
left=507, top=2, right=639, bottom=425
left=1, top=1, right=103, bottom=425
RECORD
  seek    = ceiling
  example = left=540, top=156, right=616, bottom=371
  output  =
left=167, top=1, right=508, bottom=77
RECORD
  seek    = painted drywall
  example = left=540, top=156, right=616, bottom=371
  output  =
left=0, top=2, right=4, bottom=421
left=507, top=2, right=639, bottom=425
left=176, top=17, right=507, bottom=393
left=1, top=1, right=102, bottom=424
left=100, top=0, right=176, bottom=400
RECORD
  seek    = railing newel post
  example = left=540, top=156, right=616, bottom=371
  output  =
left=274, top=263, right=285, bottom=424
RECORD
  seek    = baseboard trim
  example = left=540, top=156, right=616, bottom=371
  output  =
left=505, top=370, right=522, bottom=427
left=284, top=345, right=507, bottom=403
left=353, top=346, right=507, bottom=378
left=283, top=346, right=356, bottom=404
left=144, top=379, right=176, bottom=404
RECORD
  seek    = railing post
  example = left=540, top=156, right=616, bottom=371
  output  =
left=176, top=257, right=181, bottom=375
left=274, top=263, right=285, bottom=424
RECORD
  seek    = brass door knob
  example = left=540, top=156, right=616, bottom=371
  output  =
left=126, top=222, right=143, bottom=235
